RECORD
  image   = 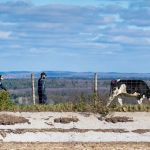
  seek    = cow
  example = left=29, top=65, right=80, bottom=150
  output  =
left=107, top=79, right=150, bottom=106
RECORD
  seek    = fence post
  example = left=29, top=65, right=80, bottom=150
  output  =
left=94, top=73, right=98, bottom=95
left=31, top=73, right=36, bottom=105
left=93, top=73, right=98, bottom=106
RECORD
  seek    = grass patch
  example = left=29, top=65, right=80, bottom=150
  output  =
left=111, top=104, right=150, bottom=112
left=0, top=91, right=14, bottom=111
left=0, top=91, right=150, bottom=112
left=1, top=103, right=149, bottom=113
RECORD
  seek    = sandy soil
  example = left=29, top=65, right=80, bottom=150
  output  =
left=0, top=142, right=150, bottom=150
left=0, top=112, right=149, bottom=142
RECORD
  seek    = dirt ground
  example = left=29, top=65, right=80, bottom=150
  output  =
left=0, top=114, right=30, bottom=125
left=0, top=142, right=150, bottom=150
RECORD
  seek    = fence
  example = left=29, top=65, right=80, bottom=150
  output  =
left=3, top=73, right=150, bottom=105
left=4, top=73, right=110, bottom=105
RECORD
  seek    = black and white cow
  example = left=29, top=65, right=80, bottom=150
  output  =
left=107, top=79, right=150, bottom=106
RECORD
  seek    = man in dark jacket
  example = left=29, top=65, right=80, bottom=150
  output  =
left=0, top=75, right=7, bottom=91
left=38, top=72, right=48, bottom=104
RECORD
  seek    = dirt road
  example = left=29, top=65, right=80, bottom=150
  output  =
left=0, top=142, right=150, bottom=150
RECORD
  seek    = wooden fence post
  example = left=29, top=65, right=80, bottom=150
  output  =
left=31, top=73, right=36, bottom=105
left=94, top=73, right=98, bottom=95
left=93, top=73, right=98, bottom=106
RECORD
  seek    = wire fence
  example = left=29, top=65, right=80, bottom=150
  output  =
left=3, top=74, right=109, bottom=105
left=2, top=73, right=150, bottom=105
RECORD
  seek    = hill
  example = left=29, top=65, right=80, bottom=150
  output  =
left=1, top=71, right=150, bottom=79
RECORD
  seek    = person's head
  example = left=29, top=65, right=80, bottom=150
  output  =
left=0, top=75, right=4, bottom=80
left=40, top=72, right=47, bottom=79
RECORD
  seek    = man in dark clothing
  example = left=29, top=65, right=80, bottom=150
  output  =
left=38, top=72, right=48, bottom=104
left=0, top=75, right=7, bottom=91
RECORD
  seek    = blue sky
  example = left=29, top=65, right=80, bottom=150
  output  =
left=0, top=0, right=150, bottom=73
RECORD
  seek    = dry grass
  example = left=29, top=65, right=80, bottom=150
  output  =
left=0, top=114, right=30, bottom=125
left=105, top=116, right=133, bottom=123
left=54, top=117, right=79, bottom=124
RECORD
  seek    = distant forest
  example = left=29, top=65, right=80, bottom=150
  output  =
left=2, top=78, right=110, bottom=105
left=3, top=78, right=110, bottom=89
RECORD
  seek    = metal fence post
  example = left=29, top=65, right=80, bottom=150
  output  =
left=31, top=73, right=36, bottom=105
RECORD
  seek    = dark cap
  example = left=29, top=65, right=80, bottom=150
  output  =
left=41, top=72, right=47, bottom=76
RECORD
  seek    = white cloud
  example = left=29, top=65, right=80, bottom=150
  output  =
left=112, top=35, right=150, bottom=46
left=29, top=48, right=54, bottom=54
left=0, top=0, right=149, bottom=72
left=9, top=44, right=21, bottom=48
left=0, top=31, right=11, bottom=39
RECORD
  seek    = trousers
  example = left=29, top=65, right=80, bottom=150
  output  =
left=38, top=93, right=48, bottom=104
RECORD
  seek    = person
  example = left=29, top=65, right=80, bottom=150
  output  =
left=0, top=75, right=7, bottom=91
left=38, top=72, right=48, bottom=104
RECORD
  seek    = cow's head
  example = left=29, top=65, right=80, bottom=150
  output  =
left=111, top=80, right=118, bottom=89
left=109, top=80, right=117, bottom=95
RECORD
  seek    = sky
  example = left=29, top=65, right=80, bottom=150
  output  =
left=0, top=0, right=150, bottom=73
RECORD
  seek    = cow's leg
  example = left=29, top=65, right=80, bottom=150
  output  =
left=107, top=96, right=115, bottom=106
left=137, top=95, right=145, bottom=105
left=118, top=96, right=123, bottom=106
left=107, top=87, right=119, bottom=107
